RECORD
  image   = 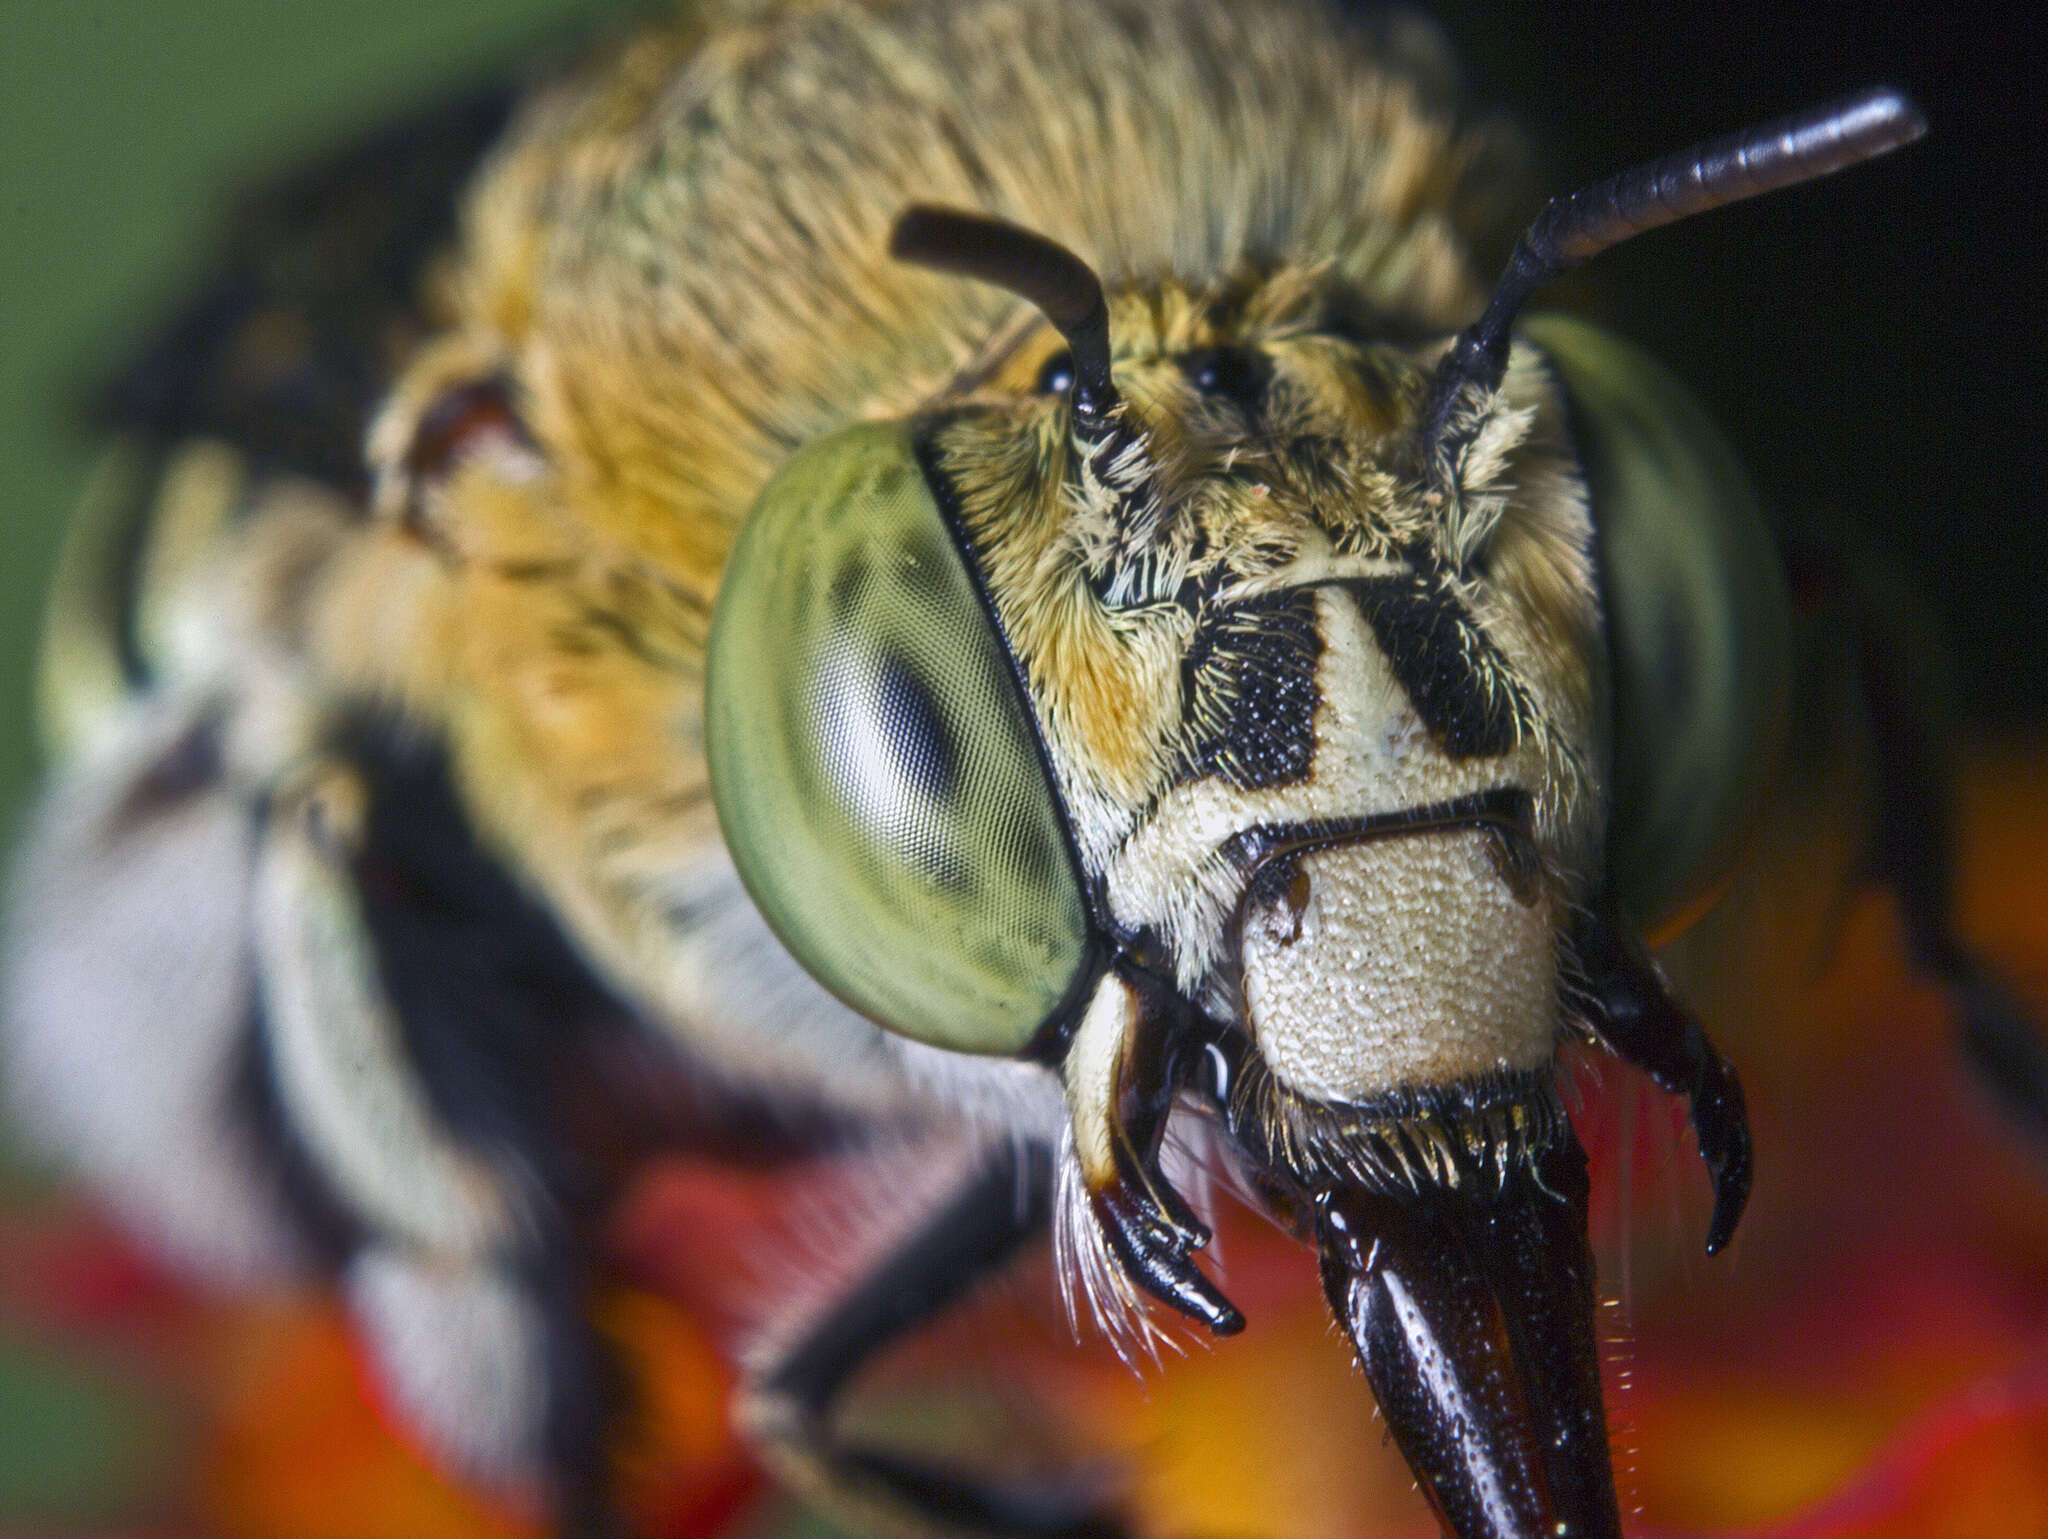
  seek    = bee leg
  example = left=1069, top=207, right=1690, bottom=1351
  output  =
left=1574, top=908, right=1753, bottom=1254
left=1063, top=967, right=1242, bottom=1339
left=1847, top=590, right=2048, bottom=1146
left=740, top=1139, right=1121, bottom=1538
left=254, top=748, right=636, bottom=1535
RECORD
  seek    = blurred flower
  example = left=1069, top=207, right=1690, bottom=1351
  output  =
left=3, top=743, right=2044, bottom=1538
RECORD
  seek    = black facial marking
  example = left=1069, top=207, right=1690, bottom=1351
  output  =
left=1178, top=589, right=1324, bottom=789
left=1344, top=572, right=1520, bottom=758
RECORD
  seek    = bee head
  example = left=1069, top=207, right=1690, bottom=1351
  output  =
left=876, top=205, right=1605, bottom=1078
left=707, top=82, right=1923, bottom=1519
left=805, top=225, right=1618, bottom=1532
left=704, top=200, right=1613, bottom=1480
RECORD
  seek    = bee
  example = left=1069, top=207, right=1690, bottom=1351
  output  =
left=5, top=2, right=2038, bottom=1536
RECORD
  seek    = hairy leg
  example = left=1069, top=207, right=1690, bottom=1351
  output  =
left=739, top=1139, right=1124, bottom=1539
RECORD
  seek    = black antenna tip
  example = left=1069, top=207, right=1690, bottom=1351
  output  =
left=1742, top=85, right=1928, bottom=200
left=1835, top=85, right=1929, bottom=154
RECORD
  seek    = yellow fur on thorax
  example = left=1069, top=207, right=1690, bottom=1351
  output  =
left=445, top=0, right=1502, bottom=571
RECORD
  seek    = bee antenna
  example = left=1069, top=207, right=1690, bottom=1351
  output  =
left=890, top=205, right=1116, bottom=421
left=1418, top=86, right=1928, bottom=469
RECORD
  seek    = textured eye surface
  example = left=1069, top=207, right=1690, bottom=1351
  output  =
left=706, top=423, right=1089, bottom=1053
left=1527, top=314, right=1793, bottom=935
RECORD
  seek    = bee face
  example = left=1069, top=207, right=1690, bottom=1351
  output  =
left=897, top=286, right=1604, bottom=1116
left=699, top=256, right=1608, bottom=1096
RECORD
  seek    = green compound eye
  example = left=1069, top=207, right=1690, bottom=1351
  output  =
left=705, top=423, right=1091, bottom=1054
left=1526, top=315, right=1793, bottom=936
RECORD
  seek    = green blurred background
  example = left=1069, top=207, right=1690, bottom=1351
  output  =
left=0, top=0, right=2039, bottom=1529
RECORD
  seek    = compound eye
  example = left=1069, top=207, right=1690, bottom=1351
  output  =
left=706, top=424, right=1090, bottom=1054
left=1525, top=315, right=1793, bottom=936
